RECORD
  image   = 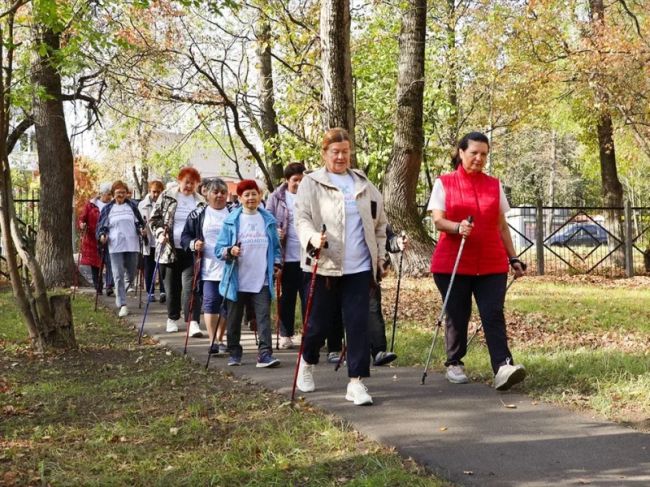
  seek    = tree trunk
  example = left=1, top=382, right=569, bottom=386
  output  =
left=445, top=0, right=459, bottom=151
left=320, top=0, right=356, bottom=166
left=256, top=14, right=282, bottom=184
left=32, top=28, right=76, bottom=287
left=589, top=0, right=624, bottom=265
left=383, top=0, right=434, bottom=276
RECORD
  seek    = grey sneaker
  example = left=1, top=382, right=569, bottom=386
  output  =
left=327, top=351, right=343, bottom=364
left=446, top=364, right=469, bottom=384
left=494, top=360, right=526, bottom=391
left=373, top=351, right=397, bottom=366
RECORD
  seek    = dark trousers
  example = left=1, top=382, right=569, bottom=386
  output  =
left=279, top=261, right=305, bottom=337
left=163, top=248, right=202, bottom=322
left=433, top=273, right=512, bottom=374
left=144, top=250, right=166, bottom=295
left=226, top=287, right=273, bottom=356
left=91, top=266, right=101, bottom=292
left=368, top=285, right=388, bottom=356
left=302, top=271, right=371, bottom=378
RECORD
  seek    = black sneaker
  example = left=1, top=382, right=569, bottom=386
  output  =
left=209, top=344, right=220, bottom=355
left=106, top=288, right=114, bottom=297
left=159, top=292, right=166, bottom=303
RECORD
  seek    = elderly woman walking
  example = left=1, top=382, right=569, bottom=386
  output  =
left=428, top=131, right=526, bottom=391
left=294, top=128, right=387, bottom=406
left=96, top=180, right=146, bottom=317
left=150, top=167, right=206, bottom=336
left=181, top=178, right=231, bottom=354
left=138, top=180, right=166, bottom=302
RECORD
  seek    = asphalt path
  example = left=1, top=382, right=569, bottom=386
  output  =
left=90, top=284, right=650, bottom=487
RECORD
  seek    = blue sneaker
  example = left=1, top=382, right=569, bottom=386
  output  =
left=256, top=351, right=280, bottom=368
left=218, top=342, right=228, bottom=354
left=228, top=353, right=242, bottom=366
left=209, top=344, right=220, bottom=355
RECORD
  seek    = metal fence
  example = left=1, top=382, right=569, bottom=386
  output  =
left=0, top=189, right=39, bottom=280
left=507, top=201, right=650, bottom=277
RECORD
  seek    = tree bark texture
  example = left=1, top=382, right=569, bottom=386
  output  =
left=256, top=16, right=282, bottom=184
left=445, top=0, right=459, bottom=151
left=383, top=0, right=434, bottom=276
left=320, top=0, right=356, bottom=166
left=32, top=28, right=76, bottom=287
left=588, top=0, right=624, bottom=263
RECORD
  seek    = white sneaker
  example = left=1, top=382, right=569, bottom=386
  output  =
left=345, top=381, right=373, bottom=406
left=188, top=320, right=203, bottom=338
left=296, top=357, right=315, bottom=392
left=166, top=318, right=179, bottom=333
left=446, top=364, right=469, bottom=384
left=494, top=360, right=526, bottom=391
left=279, top=336, right=294, bottom=349
left=118, top=306, right=128, bottom=318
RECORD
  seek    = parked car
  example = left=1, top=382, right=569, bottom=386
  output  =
left=547, top=223, right=608, bottom=247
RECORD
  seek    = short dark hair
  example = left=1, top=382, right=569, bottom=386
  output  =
left=283, top=162, right=306, bottom=180
left=452, top=132, right=490, bottom=168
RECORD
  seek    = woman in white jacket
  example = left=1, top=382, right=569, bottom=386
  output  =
left=295, top=127, right=387, bottom=406
left=138, top=180, right=166, bottom=302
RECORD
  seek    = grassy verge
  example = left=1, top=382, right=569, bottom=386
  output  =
left=381, top=275, right=650, bottom=431
left=0, top=288, right=448, bottom=486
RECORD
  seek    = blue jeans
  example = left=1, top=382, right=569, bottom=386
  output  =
left=302, top=271, right=372, bottom=378
left=225, top=286, right=273, bottom=356
left=109, top=252, right=138, bottom=307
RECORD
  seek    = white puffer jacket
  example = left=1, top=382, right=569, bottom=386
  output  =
left=295, top=167, right=387, bottom=279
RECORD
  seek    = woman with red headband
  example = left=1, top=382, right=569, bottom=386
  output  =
left=216, top=179, right=282, bottom=367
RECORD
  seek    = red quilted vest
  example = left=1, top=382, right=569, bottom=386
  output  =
left=430, top=166, right=508, bottom=275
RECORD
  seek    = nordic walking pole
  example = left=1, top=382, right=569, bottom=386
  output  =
left=138, top=232, right=166, bottom=344
left=183, top=250, right=203, bottom=355
left=291, top=224, right=326, bottom=403
left=275, top=223, right=286, bottom=350
left=94, top=242, right=106, bottom=312
left=137, top=241, right=145, bottom=309
left=389, top=231, right=407, bottom=353
left=205, top=242, right=239, bottom=369
left=421, top=216, right=473, bottom=385
left=72, top=228, right=85, bottom=300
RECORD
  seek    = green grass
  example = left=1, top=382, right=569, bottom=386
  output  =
left=0, top=289, right=447, bottom=486
left=385, top=277, right=650, bottom=430
left=507, top=280, right=650, bottom=334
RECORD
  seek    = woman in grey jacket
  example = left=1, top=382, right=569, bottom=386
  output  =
left=295, top=128, right=387, bottom=406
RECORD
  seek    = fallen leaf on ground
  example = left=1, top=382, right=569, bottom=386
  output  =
left=439, top=427, right=447, bottom=431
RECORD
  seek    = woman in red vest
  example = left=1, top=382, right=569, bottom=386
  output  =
left=428, top=131, right=526, bottom=391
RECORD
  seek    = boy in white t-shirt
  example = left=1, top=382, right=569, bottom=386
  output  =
left=216, top=180, right=282, bottom=367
